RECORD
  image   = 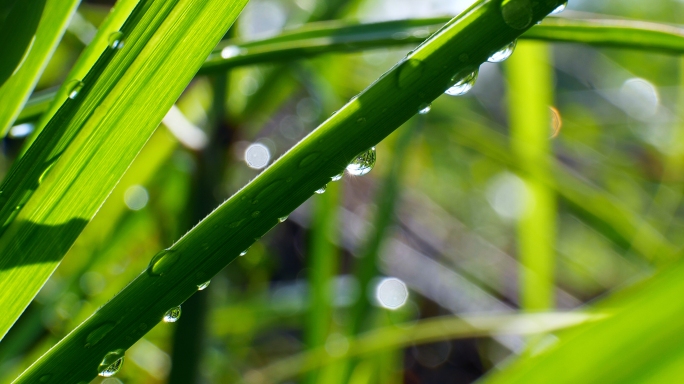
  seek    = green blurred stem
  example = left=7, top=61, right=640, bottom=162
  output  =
left=305, top=181, right=342, bottom=383
left=506, top=42, right=557, bottom=310
left=17, top=17, right=684, bottom=126
left=169, top=73, right=232, bottom=384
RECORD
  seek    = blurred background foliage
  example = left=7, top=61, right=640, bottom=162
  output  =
left=2, top=0, right=684, bottom=383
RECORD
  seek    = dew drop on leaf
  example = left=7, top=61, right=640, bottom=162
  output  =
left=501, top=0, right=533, bottom=30
left=315, top=185, right=327, bottom=194
left=147, top=249, right=178, bottom=277
left=67, top=80, right=84, bottom=99
left=346, top=147, right=376, bottom=176
left=488, top=40, right=517, bottom=63
left=551, top=1, right=567, bottom=14
left=98, top=350, right=125, bottom=377
left=418, top=103, right=431, bottom=115
left=108, top=31, right=124, bottom=49
left=445, top=70, right=478, bottom=96
left=198, top=281, right=211, bottom=290
left=163, top=306, right=181, bottom=323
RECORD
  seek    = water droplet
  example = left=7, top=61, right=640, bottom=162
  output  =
left=356, top=117, right=367, bottom=125
left=38, top=162, right=56, bottom=184
left=85, top=322, right=115, bottom=348
left=240, top=249, right=248, bottom=256
left=67, top=80, right=84, bottom=100
left=198, top=281, right=211, bottom=290
left=221, top=45, right=242, bottom=59
left=501, top=0, right=533, bottom=30
left=488, top=40, right=517, bottom=63
left=163, top=306, right=181, bottom=323
left=278, top=216, right=289, bottom=223
left=299, top=152, right=321, bottom=169
left=315, top=185, right=327, bottom=194
left=346, top=147, right=376, bottom=176
left=108, top=31, right=124, bottom=49
left=331, top=172, right=344, bottom=181
left=396, top=59, right=425, bottom=89
left=551, top=1, right=567, bottom=14
left=147, top=249, right=179, bottom=277
left=39, top=374, right=51, bottom=382
left=445, top=70, right=479, bottom=96
left=229, top=219, right=245, bottom=228
left=252, top=211, right=260, bottom=218
left=418, top=103, right=431, bottom=115
left=98, top=350, right=125, bottom=377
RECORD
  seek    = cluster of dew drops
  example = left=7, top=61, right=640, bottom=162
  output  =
left=417, top=1, right=568, bottom=115
left=88, top=2, right=570, bottom=380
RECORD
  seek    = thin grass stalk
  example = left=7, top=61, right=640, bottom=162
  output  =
left=506, top=41, right=557, bottom=310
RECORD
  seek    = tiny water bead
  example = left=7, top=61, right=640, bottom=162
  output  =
left=39, top=374, right=52, bottom=382
left=501, top=0, right=533, bottom=30
left=315, top=185, right=327, bottom=194
left=98, top=350, right=125, bottom=377
left=108, top=31, right=124, bottom=49
left=278, top=216, right=289, bottom=223
left=197, top=281, right=211, bottom=291
left=551, top=1, right=568, bottom=14
left=67, top=80, right=84, bottom=99
left=445, top=70, right=478, bottom=96
left=163, top=306, right=182, bottom=323
left=331, top=172, right=344, bottom=182
left=488, top=40, right=517, bottom=63
left=346, top=147, right=376, bottom=176
left=240, top=249, right=248, bottom=256
left=418, top=103, right=431, bottom=115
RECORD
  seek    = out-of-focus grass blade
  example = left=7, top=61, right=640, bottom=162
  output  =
left=480, top=259, right=684, bottom=384
left=20, top=0, right=139, bottom=150
left=0, top=0, right=45, bottom=87
left=21, top=17, right=684, bottom=124
left=248, top=312, right=603, bottom=383
left=0, top=0, right=78, bottom=136
left=14, top=1, right=567, bottom=381
left=0, top=0, right=250, bottom=353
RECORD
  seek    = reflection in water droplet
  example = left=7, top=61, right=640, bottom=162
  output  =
left=488, top=40, right=517, bottom=63
left=445, top=70, right=478, bottom=96
left=315, top=185, right=327, bottom=194
left=108, top=31, right=124, bottom=49
left=418, top=103, right=431, bottom=115
left=278, top=216, right=289, bottom=223
left=501, top=0, right=533, bottom=30
left=331, top=172, right=344, bottom=182
left=67, top=80, right=84, bottom=99
left=98, top=350, right=125, bottom=377
left=396, top=59, right=425, bottom=89
left=163, top=306, right=182, bottom=323
left=551, top=1, right=567, bottom=14
left=147, top=249, right=178, bottom=277
left=198, top=281, right=211, bottom=290
left=346, top=147, right=376, bottom=176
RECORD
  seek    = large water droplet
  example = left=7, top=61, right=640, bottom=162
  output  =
left=501, top=0, right=533, bottom=30
left=346, top=147, right=376, bottom=176
left=445, top=70, right=479, bottom=96
left=418, top=103, right=431, bottom=115
left=198, top=281, right=211, bottom=291
left=108, top=31, right=124, bottom=49
left=98, top=350, right=125, bottom=377
left=315, top=185, right=327, bottom=194
left=85, top=322, right=115, bottom=348
left=67, top=80, right=84, bottom=100
left=163, top=306, right=181, bottom=323
left=331, top=172, right=344, bottom=182
left=396, top=59, right=425, bottom=89
left=551, top=1, right=567, bottom=14
left=147, top=249, right=179, bottom=277
left=488, top=40, right=517, bottom=63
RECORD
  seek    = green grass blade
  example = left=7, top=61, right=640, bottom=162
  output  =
left=19, top=16, right=684, bottom=124
left=19, top=0, right=139, bottom=151
left=0, top=0, right=79, bottom=136
left=0, top=0, right=249, bottom=348
left=507, top=41, right=557, bottom=310
left=12, top=1, right=567, bottom=381
left=479, top=259, right=684, bottom=384
left=0, top=0, right=45, bottom=88
left=249, top=312, right=603, bottom=383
